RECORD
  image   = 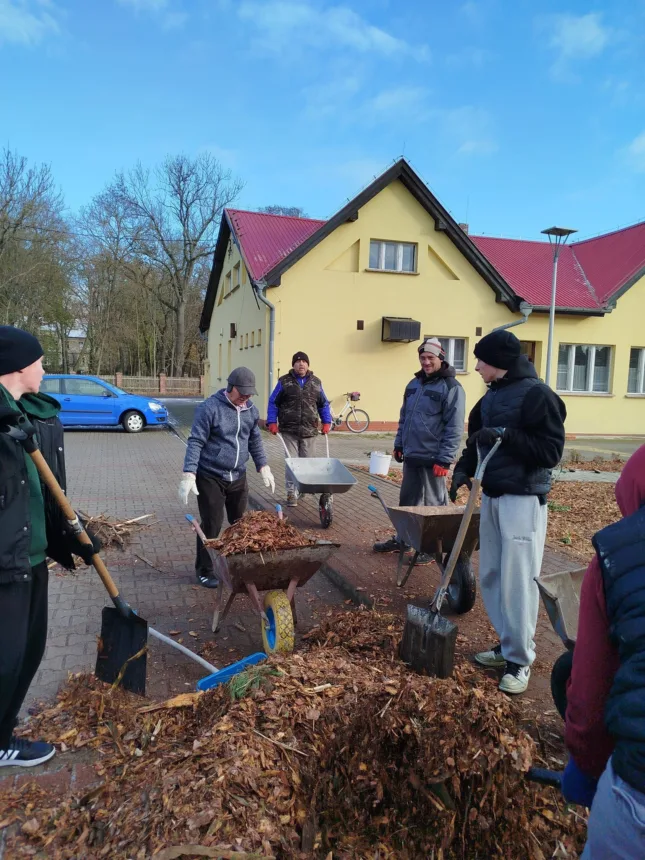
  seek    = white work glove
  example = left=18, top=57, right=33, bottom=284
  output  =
left=178, top=472, right=199, bottom=505
left=260, top=465, right=275, bottom=494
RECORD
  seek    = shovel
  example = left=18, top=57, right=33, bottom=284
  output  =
left=2, top=414, right=265, bottom=694
left=400, top=438, right=502, bottom=679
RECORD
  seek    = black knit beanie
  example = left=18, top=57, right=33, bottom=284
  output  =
left=0, top=326, right=44, bottom=375
left=474, top=330, right=521, bottom=370
left=292, top=351, right=310, bottom=366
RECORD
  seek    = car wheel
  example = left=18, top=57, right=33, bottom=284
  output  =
left=122, top=410, right=145, bottom=433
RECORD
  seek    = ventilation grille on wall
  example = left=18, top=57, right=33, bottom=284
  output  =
left=381, top=317, right=421, bottom=343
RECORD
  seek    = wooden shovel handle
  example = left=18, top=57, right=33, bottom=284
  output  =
left=29, top=449, right=120, bottom=601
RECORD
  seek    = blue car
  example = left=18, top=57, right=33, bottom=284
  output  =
left=40, top=375, right=168, bottom=433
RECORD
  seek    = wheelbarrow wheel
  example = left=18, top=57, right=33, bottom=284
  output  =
left=261, top=590, right=295, bottom=655
left=319, top=493, right=333, bottom=528
left=444, top=554, right=477, bottom=615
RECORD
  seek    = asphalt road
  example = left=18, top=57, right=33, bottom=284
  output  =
left=159, top=397, right=643, bottom=463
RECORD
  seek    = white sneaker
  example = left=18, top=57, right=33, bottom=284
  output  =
left=499, top=663, right=531, bottom=694
left=474, top=644, right=505, bottom=668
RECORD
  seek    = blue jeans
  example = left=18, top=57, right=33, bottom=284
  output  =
left=583, top=758, right=645, bottom=859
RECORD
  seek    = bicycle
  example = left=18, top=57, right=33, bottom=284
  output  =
left=330, top=391, right=370, bottom=433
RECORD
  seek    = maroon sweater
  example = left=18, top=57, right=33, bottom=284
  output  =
left=565, top=445, right=645, bottom=778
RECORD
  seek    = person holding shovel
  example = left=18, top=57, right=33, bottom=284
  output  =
left=450, top=329, right=566, bottom=694
left=179, top=367, right=275, bottom=588
left=373, top=337, right=466, bottom=564
left=266, top=351, right=332, bottom=507
left=0, top=326, right=97, bottom=767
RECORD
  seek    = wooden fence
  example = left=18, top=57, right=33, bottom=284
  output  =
left=108, top=373, right=204, bottom=396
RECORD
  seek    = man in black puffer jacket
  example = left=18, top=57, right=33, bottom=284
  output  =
left=0, top=327, right=96, bottom=769
left=450, top=330, right=566, bottom=695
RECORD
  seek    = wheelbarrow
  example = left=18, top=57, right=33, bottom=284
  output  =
left=187, top=515, right=339, bottom=655
left=369, top=487, right=480, bottom=614
left=279, top=433, right=357, bottom=528
left=536, top=566, right=586, bottom=718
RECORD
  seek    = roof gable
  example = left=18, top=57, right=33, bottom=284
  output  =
left=571, top=222, right=645, bottom=306
left=200, top=159, right=519, bottom=331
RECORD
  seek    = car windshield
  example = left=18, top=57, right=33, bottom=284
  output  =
left=105, top=383, right=129, bottom=395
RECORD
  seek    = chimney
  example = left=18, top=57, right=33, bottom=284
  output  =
left=458, top=222, right=469, bottom=235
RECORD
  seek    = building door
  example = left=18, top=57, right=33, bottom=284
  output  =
left=520, top=341, right=536, bottom=363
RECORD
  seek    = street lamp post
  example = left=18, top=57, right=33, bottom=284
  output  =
left=542, top=226, right=577, bottom=388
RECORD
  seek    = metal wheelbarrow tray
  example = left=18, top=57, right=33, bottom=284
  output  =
left=536, top=567, right=586, bottom=650
left=280, top=433, right=357, bottom=528
left=284, top=457, right=357, bottom=495
left=206, top=540, right=340, bottom=655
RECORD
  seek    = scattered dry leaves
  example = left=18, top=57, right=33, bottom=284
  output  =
left=5, top=612, right=586, bottom=859
left=205, top=511, right=317, bottom=556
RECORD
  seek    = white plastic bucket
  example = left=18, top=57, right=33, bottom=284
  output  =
left=369, top=451, right=392, bottom=476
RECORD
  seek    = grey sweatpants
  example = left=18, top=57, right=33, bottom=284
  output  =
left=282, top=432, right=317, bottom=494
left=583, top=758, right=645, bottom=859
left=478, top=494, right=547, bottom=667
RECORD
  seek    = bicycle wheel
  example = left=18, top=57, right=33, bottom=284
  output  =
left=345, top=408, right=370, bottom=433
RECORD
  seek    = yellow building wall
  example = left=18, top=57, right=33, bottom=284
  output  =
left=206, top=237, right=269, bottom=407
left=265, top=180, right=645, bottom=436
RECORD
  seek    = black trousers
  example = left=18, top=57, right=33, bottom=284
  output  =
left=195, top=472, right=248, bottom=575
left=0, top=561, right=49, bottom=748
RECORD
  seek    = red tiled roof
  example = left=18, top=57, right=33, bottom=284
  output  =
left=571, top=222, right=645, bottom=305
left=226, top=209, right=325, bottom=282
left=226, top=207, right=645, bottom=312
left=470, top=236, right=602, bottom=309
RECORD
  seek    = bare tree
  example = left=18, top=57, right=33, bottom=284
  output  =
left=113, top=153, right=243, bottom=374
left=258, top=205, right=308, bottom=218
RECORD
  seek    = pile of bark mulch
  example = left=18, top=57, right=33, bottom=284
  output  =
left=4, top=612, right=585, bottom=859
left=546, top=482, right=620, bottom=560
left=559, top=457, right=625, bottom=473
left=205, top=511, right=317, bottom=556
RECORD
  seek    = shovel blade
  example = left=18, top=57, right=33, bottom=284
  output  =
left=96, top=607, right=148, bottom=695
left=400, top=604, right=457, bottom=679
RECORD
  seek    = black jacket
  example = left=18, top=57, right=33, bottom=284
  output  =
left=455, top=355, right=566, bottom=497
left=0, top=389, right=77, bottom=584
left=593, top=505, right=645, bottom=794
left=273, top=371, right=326, bottom=439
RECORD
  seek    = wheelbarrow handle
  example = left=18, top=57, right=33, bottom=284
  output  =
left=368, top=484, right=391, bottom=518
left=276, top=432, right=290, bottom=457
left=186, top=513, right=209, bottom=544
left=431, top=437, right=502, bottom=614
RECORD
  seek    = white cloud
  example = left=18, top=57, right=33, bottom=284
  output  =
left=116, top=0, right=187, bottom=28
left=303, top=74, right=363, bottom=119
left=0, top=0, right=60, bottom=46
left=440, top=105, right=498, bottom=157
left=623, top=131, right=645, bottom=173
left=362, top=86, right=431, bottom=123
left=117, top=0, right=169, bottom=10
left=237, top=1, right=429, bottom=61
left=544, top=13, right=611, bottom=79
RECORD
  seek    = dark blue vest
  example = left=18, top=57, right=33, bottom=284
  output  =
left=479, top=377, right=552, bottom=497
left=593, top=506, right=645, bottom=794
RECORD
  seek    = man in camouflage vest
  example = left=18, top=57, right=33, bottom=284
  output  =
left=267, top=351, right=332, bottom=506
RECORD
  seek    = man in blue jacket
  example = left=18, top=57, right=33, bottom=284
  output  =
left=374, top=337, right=465, bottom=561
left=179, top=367, right=275, bottom=588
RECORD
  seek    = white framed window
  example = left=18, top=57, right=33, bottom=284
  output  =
left=233, top=263, right=241, bottom=289
left=557, top=344, right=612, bottom=393
left=628, top=348, right=645, bottom=394
left=224, top=272, right=232, bottom=297
left=369, top=240, right=416, bottom=273
left=435, top=337, right=467, bottom=371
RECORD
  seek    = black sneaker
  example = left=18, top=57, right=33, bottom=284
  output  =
left=0, top=737, right=55, bottom=767
left=373, top=536, right=407, bottom=553
left=414, top=552, right=433, bottom=565
left=196, top=571, right=219, bottom=589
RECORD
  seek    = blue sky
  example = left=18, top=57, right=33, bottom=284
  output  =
left=1, top=0, right=644, bottom=239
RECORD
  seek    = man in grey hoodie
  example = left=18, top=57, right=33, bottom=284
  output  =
left=179, top=367, right=275, bottom=587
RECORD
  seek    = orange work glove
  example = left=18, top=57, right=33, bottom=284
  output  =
left=433, top=463, right=450, bottom=478
left=267, top=423, right=278, bottom=435
left=322, top=424, right=331, bottom=434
